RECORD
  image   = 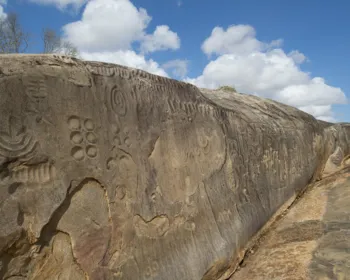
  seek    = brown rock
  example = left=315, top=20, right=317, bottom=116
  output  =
left=0, top=54, right=349, bottom=280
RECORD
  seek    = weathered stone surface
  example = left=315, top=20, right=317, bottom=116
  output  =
left=230, top=167, right=350, bottom=280
left=0, top=54, right=349, bottom=280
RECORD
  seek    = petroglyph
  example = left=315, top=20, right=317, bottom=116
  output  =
left=115, top=185, right=126, bottom=200
left=110, top=85, right=127, bottom=117
left=0, top=116, right=38, bottom=159
left=87, top=64, right=115, bottom=76
left=6, top=162, right=56, bottom=184
left=1, top=55, right=350, bottom=280
left=133, top=215, right=170, bottom=238
left=68, top=116, right=98, bottom=160
left=145, top=261, right=160, bottom=278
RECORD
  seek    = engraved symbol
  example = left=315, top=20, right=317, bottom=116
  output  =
left=68, top=116, right=98, bottom=161
left=115, top=185, right=126, bottom=200
left=106, top=125, right=140, bottom=174
left=133, top=215, right=170, bottom=239
left=23, top=75, right=52, bottom=124
left=110, top=86, right=127, bottom=116
left=0, top=116, right=38, bottom=159
left=4, top=162, right=57, bottom=194
left=8, top=162, right=56, bottom=184
left=145, top=261, right=160, bottom=278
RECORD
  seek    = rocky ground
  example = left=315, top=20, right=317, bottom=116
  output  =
left=230, top=166, right=350, bottom=280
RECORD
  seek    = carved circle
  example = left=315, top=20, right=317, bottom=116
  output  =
left=68, top=116, right=81, bottom=130
left=86, top=132, right=97, bottom=144
left=184, top=221, right=196, bottom=232
left=71, top=146, right=85, bottom=161
left=115, top=185, right=126, bottom=200
left=198, top=134, right=209, bottom=148
left=84, top=119, right=94, bottom=131
left=86, top=145, right=97, bottom=158
left=111, top=86, right=127, bottom=116
left=107, top=158, right=117, bottom=170
left=70, top=131, right=83, bottom=144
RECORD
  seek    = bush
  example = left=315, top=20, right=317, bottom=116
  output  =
left=217, top=86, right=237, bottom=92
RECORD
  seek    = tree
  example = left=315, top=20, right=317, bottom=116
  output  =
left=0, top=12, right=30, bottom=53
left=42, top=28, right=78, bottom=57
left=42, top=28, right=60, bottom=54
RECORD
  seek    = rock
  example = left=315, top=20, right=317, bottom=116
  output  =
left=0, top=54, right=349, bottom=280
left=229, top=167, right=350, bottom=280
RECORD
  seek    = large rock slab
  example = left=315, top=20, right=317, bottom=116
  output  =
left=230, top=166, right=350, bottom=280
left=0, top=54, right=349, bottom=280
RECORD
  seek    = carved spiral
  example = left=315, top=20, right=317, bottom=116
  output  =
left=110, top=86, right=127, bottom=116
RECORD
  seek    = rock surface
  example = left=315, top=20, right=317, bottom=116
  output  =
left=230, top=166, right=350, bottom=280
left=0, top=54, right=349, bottom=280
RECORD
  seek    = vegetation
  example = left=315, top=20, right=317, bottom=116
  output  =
left=217, top=85, right=237, bottom=92
left=0, top=12, right=78, bottom=57
left=0, top=12, right=29, bottom=53
left=42, top=28, right=78, bottom=57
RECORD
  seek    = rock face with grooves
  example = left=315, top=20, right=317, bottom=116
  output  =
left=0, top=55, right=349, bottom=280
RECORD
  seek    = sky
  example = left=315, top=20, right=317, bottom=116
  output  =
left=1, top=0, right=350, bottom=122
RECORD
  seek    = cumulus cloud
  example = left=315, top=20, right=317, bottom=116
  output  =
left=63, top=0, right=180, bottom=54
left=28, top=0, right=88, bottom=10
left=140, top=25, right=180, bottom=53
left=187, top=24, right=347, bottom=121
left=60, top=0, right=183, bottom=78
left=63, top=0, right=151, bottom=52
left=162, top=59, right=188, bottom=78
left=81, top=50, right=168, bottom=77
left=201, top=25, right=283, bottom=57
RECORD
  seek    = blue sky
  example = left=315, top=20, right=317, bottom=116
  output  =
left=1, top=0, right=349, bottom=122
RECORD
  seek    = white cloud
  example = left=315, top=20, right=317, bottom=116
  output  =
left=162, top=59, right=188, bottom=78
left=63, top=0, right=180, bottom=54
left=81, top=50, right=168, bottom=77
left=0, top=5, right=6, bottom=20
left=288, top=50, right=307, bottom=64
left=187, top=24, right=347, bottom=121
left=63, top=0, right=151, bottom=52
left=277, top=77, right=345, bottom=108
left=60, top=0, right=182, bottom=80
left=140, top=25, right=180, bottom=53
left=28, top=0, right=88, bottom=10
left=202, top=25, right=263, bottom=56
left=0, top=0, right=6, bottom=20
left=298, top=105, right=335, bottom=122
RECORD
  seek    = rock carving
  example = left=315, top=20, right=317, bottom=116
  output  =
left=0, top=55, right=349, bottom=280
